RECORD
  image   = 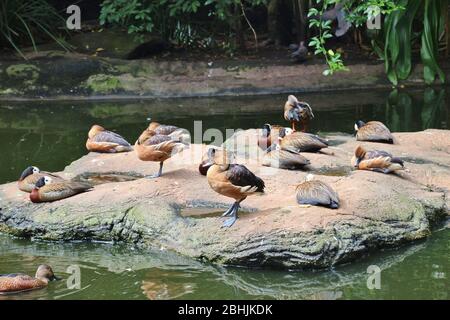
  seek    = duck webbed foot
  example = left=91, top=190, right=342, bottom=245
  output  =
left=222, top=201, right=240, bottom=228
left=146, top=162, right=164, bottom=179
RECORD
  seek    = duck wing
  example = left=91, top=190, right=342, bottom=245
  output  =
left=281, top=132, right=328, bottom=152
left=358, top=121, right=393, bottom=142
left=296, top=181, right=339, bottom=208
left=155, top=125, right=179, bottom=135
left=92, top=131, right=131, bottom=146
left=226, top=164, right=265, bottom=192
left=263, top=150, right=310, bottom=169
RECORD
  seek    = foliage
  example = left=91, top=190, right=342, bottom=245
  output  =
left=0, top=0, right=68, bottom=59
left=99, top=0, right=267, bottom=50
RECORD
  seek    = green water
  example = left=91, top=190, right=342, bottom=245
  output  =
left=0, top=88, right=449, bottom=300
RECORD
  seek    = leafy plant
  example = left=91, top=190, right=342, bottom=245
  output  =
left=0, top=0, right=69, bottom=59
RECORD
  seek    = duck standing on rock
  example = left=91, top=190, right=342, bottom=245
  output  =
left=135, top=127, right=189, bottom=178
left=30, top=176, right=92, bottom=203
left=257, top=124, right=292, bottom=151
left=278, top=128, right=329, bottom=153
left=0, top=265, right=58, bottom=294
left=202, top=149, right=265, bottom=228
left=354, top=120, right=394, bottom=144
left=284, top=95, right=314, bottom=132
left=86, top=125, right=133, bottom=153
left=296, top=174, right=339, bottom=209
left=351, top=145, right=404, bottom=174
left=18, top=166, right=65, bottom=193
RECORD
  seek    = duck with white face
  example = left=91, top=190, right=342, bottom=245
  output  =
left=17, top=166, right=65, bottom=193
left=354, top=120, right=394, bottom=144
left=30, top=176, right=92, bottom=203
left=257, top=124, right=293, bottom=151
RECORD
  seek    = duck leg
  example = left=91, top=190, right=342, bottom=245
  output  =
left=292, top=121, right=296, bottom=132
left=147, top=162, right=164, bottom=179
left=222, top=198, right=244, bottom=228
left=222, top=202, right=238, bottom=217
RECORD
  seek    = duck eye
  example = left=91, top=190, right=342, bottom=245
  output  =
left=33, top=167, right=40, bottom=173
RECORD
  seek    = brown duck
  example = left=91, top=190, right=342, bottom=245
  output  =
left=0, top=265, right=58, bottom=294
left=278, top=128, right=328, bottom=153
left=354, top=120, right=394, bottom=144
left=18, top=166, right=65, bottom=193
left=262, top=143, right=310, bottom=170
left=135, top=128, right=188, bottom=178
left=257, top=124, right=292, bottom=151
left=202, top=149, right=265, bottom=227
left=148, top=122, right=190, bottom=144
left=296, top=174, right=339, bottom=209
left=284, top=95, right=314, bottom=132
left=351, top=145, right=404, bottom=174
left=30, top=176, right=92, bottom=203
left=86, top=125, right=133, bottom=153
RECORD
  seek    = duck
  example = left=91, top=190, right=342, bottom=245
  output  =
left=296, top=174, right=339, bottom=208
left=284, top=95, right=314, bottom=132
left=0, top=265, right=58, bottom=294
left=30, top=176, right=92, bottom=203
left=354, top=120, right=394, bottom=144
left=278, top=128, right=329, bottom=153
left=351, top=145, right=404, bottom=174
left=18, top=166, right=65, bottom=193
left=148, top=121, right=191, bottom=144
left=86, top=125, right=133, bottom=153
left=262, top=143, right=310, bottom=170
left=290, top=41, right=308, bottom=63
left=199, top=147, right=221, bottom=176
left=202, top=148, right=265, bottom=227
left=135, top=128, right=188, bottom=178
left=257, top=124, right=292, bottom=150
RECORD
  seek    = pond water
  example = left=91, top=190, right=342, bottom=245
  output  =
left=0, top=88, right=449, bottom=300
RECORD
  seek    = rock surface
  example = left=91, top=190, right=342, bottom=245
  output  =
left=0, top=129, right=449, bottom=269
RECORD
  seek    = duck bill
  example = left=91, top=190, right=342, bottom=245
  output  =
left=202, top=161, right=214, bottom=168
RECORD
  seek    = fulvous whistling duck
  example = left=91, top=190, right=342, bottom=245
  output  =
left=18, top=166, right=65, bottom=193
left=135, top=128, right=188, bottom=178
left=351, top=145, right=404, bottom=174
left=284, top=95, right=314, bottom=132
left=30, top=176, right=92, bottom=203
left=278, top=128, right=328, bottom=153
left=148, top=122, right=191, bottom=144
left=202, top=149, right=265, bottom=227
left=262, top=143, right=310, bottom=170
left=354, top=120, right=394, bottom=144
left=0, top=265, right=58, bottom=294
left=296, top=174, right=339, bottom=209
left=257, top=124, right=293, bottom=150
left=86, top=125, right=133, bottom=153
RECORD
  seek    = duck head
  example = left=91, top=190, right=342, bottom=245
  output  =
left=351, top=145, right=367, bottom=167
left=147, top=121, right=161, bottom=131
left=19, top=166, right=40, bottom=181
left=137, top=129, right=157, bottom=145
left=278, top=127, right=294, bottom=139
left=262, top=124, right=272, bottom=137
left=35, top=176, right=52, bottom=189
left=202, top=148, right=234, bottom=169
left=35, top=264, right=58, bottom=282
left=354, top=120, right=366, bottom=132
left=88, top=125, right=105, bottom=138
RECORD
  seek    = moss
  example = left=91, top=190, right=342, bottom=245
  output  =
left=0, top=88, right=20, bottom=95
left=6, top=64, right=40, bottom=85
left=85, top=74, right=122, bottom=94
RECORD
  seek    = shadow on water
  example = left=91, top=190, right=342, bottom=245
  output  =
left=0, top=88, right=448, bottom=184
left=0, top=228, right=448, bottom=300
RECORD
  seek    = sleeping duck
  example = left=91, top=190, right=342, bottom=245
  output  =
left=86, top=125, right=133, bottom=153
left=262, top=143, right=310, bottom=170
left=351, top=145, right=404, bottom=174
left=278, top=128, right=328, bottom=153
left=202, top=148, right=265, bottom=228
left=30, top=176, right=92, bottom=203
left=296, top=174, right=339, bottom=209
left=257, top=124, right=292, bottom=151
left=354, top=120, right=394, bottom=144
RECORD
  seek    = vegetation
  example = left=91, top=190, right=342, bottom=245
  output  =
left=0, top=0, right=69, bottom=59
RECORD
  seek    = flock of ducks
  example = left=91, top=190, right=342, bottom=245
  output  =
left=4, top=94, right=405, bottom=294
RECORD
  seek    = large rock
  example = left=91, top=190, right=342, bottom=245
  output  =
left=0, top=130, right=449, bottom=269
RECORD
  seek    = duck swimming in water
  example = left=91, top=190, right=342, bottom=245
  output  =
left=18, top=166, right=65, bottom=193
left=202, top=149, right=265, bottom=228
left=296, top=174, right=339, bottom=209
left=351, top=145, right=404, bottom=174
left=284, top=95, right=314, bottom=132
left=262, top=143, right=310, bottom=170
left=354, top=120, right=394, bottom=144
left=30, top=176, right=92, bottom=203
left=0, top=265, right=58, bottom=294
left=257, top=124, right=292, bottom=151
left=86, top=125, right=133, bottom=153
left=278, top=128, right=328, bottom=153
left=135, top=128, right=188, bottom=178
